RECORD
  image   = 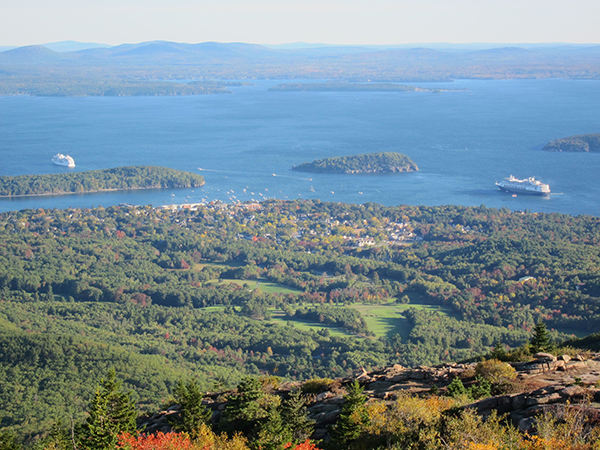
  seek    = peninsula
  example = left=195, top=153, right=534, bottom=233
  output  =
left=269, top=82, right=458, bottom=93
left=0, top=166, right=205, bottom=197
left=542, top=133, right=600, bottom=152
left=292, top=152, right=419, bottom=174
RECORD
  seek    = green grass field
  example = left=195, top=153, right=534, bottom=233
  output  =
left=269, top=309, right=354, bottom=338
left=195, top=272, right=456, bottom=340
left=218, top=278, right=302, bottom=295
left=349, top=300, right=453, bottom=339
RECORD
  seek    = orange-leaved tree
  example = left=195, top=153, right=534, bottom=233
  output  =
left=117, top=425, right=249, bottom=450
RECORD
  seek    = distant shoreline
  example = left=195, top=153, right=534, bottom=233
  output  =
left=269, top=82, right=467, bottom=93
left=0, top=183, right=205, bottom=199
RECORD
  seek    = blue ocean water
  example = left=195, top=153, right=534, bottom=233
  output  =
left=1, top=79, right=599, bottom=215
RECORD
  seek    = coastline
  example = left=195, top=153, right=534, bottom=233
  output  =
left=0, top=182, right=205, bottom=199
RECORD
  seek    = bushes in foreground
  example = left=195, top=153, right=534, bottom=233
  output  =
left=11, top=369, right=600, bottom=450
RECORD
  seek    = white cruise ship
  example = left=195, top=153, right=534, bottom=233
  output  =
left=52, top=153, right=75, bottom=168
left=496, top=175, right=550, bottom=195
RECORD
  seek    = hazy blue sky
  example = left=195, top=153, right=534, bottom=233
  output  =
left=1, top=0, right=599, bottom=46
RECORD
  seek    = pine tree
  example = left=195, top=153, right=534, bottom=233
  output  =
left=0, top=430, right=21, bottom=450
left=530, top=320, right=552, bottom=354
left=329, top=381, right=368, bottom=449
left=255, top=406, right=292, bottom=450
left=171, top=378, right=212, bottom=435
left=280, top=389, right=315, bottom=444
left=446, top=377, right=467, bottom=398
left=43, top=420, right=76, bottom=450
left=489, top=342, right=508, bottom=361
left=83, top=368, right=137, bottom=450
left=220, top=377, right=290, bottom=450
left=469, top=376, right=492, bottom=399
left=220, top=377, right=269, bottom=436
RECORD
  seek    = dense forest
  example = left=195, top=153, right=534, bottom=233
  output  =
left=543, top=133, right=600, bottom=152
left=2, top=199, right=600, bottom=441
left=292, top=153, right=418, bottom=174
left=0, top=166, right=204, bottom=197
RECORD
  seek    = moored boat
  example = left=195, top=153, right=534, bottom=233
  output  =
left=52, top=153, right=75, bottom=168
left=496, top=175, right=550, bottom=195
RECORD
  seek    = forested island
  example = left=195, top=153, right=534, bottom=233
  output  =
left=268, top=82, right=457, bottom=93
left=0, top=166, right=205, bottom=197
left=0, top=78, right=247, bottom=97
left=542, top=133, right=600, bottom=152
left=292, top=152, right=419, bottom=174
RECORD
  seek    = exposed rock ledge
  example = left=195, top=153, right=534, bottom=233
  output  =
left=140, top=353, right=600, bottom=440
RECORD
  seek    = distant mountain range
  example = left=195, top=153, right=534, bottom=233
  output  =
left=2, top=40, right=600, bottom=64
left=1, top=40, right=599, bottom=81
left=0, top=40, right=110, bottom=53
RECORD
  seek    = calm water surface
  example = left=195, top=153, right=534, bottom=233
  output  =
left=1, top=79, right=599, bottom=215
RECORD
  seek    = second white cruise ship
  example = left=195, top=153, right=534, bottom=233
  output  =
left=496, top=175, right=550, bottom=195
left=52, top=153, right=75, bottom=168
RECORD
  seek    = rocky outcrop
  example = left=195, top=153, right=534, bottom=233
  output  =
left=513, top=353, right=589, bottom=376
left=140, top=352, right=600, bottom=439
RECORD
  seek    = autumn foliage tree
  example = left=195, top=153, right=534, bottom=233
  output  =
left=116, top=427, right=321, bottom=450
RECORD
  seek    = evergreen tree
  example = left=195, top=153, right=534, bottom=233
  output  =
left=0, top=430, right=21, bottom=450
left=489, top=342, right=508, bottom=361
left=43, top=420, right=76, bottom=450
left=446, top=377, right=467, bottom=398
left=255, top=405, right=292, bottom=450
left=82, top=369, right=137, bottom=450
left=329, top=381, right=368, bottom=449
left=218, top=376, right=317, bottom=449
left=220, top=377, right=272, bottom=439
left=280, top=389, right=315, bottom=444
left=530, top=320, right=552, bottom=353
left=171, top=378, right=212, bottom=435
left=469, top=376, right=492, bottom=399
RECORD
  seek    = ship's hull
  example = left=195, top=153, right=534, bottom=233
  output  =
left=53, top=160, right=75, bottom=168
left=496, top=184, right=549, bottom=195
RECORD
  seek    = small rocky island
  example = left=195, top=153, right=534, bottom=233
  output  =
left=292, top=152, right=419, bottom=174
left=542, top=133, right=600, bottom=152
left=0, top=166, right=205, bottom=197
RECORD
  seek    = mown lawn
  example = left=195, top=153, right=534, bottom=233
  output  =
left=218, top=278, right=302, bottom=295
left=197, top=278, right=454, bottom=341
left=269, top=308, right=354, bottom=338
left=349, top=300, right=453, bottom=339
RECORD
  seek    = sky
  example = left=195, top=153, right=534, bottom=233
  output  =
left=1, top=0, right=599, bottom=47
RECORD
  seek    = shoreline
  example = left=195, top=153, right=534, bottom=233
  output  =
left=0, top=182, right=205, bottom=199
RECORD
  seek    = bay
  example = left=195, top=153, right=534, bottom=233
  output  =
left=1, top=79, right=599, bottom=215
